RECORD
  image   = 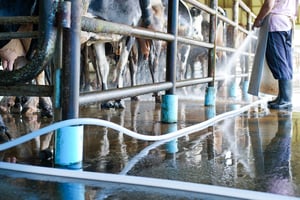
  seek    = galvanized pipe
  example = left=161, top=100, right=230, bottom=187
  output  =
left=79, top=82, right=173, bottom=105
left=62, top=0, right=81, bottom=119
left=0, top=31, right=38, bottom=40
left=165, top=0, right=178, bottom=95
left=0, top=16, right=38, bottom=24
left=81, top=16, right=174, bottom=42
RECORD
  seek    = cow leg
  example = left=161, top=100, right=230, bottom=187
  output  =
left=22, top=96, right=39, bottom=116
left=89, top=45, right=102, bottom=90
left=37, top=71, right=53, bottom=118
left=129, top=43, right=139, bottom=101
left=93, top=42, right=115, bottom=109
left=178, top=44, right=191, bottom=81
left=114, top=36, right=136, bottom=109
left=177, top=44, right=191, bottom=95
left=148, top=40, right=162, bottom=103
left=80, top=43, right=92, bottom=91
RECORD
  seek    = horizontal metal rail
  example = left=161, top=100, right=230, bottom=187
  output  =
left=0, top=16, right=39, bottom=40
left=79, top=0, right=257, bottom=105
left=0, top=31, right=38, bottom=40
left=0, top=85, right=53, bottom=97
left=0, top=16, right=38, bottom=24
left=0, top=1, right=256, bottom=102
left=79, top=82, right=173, bottom=105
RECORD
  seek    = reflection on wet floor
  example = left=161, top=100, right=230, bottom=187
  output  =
left=1, top=93, right=300, bottom=199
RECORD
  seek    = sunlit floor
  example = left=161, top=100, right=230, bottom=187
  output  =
left=0, top=82, right=300, bottom=199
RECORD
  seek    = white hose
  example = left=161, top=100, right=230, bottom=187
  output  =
left=0, top=98, right=266, bottom=151
left=0, top=98, right=280, bottom=200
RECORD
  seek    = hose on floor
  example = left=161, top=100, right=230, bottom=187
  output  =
left=0, top=98, right=266, bottom=151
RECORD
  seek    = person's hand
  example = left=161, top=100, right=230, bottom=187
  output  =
left=253, top=18, right=263, bottom=29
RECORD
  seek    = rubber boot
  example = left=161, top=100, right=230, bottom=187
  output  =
left=268, top=80, right=292, bottom=109
left=268, top=81, right=280, bottom=106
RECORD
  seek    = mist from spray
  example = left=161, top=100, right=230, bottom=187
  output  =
left=224, top=30, right=257, bottom=79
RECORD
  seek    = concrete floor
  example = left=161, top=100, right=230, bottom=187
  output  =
left=0, top=82, right=300, bottom=199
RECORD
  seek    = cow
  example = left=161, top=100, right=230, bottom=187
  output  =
left=81, top=0, right=164, bottom=108
left=186, top=6, right=228, bottom=90
left=0, top=0, right=53, bottom=117
left=115, top=0, right=193, bottom=101
left=185, top=6, right=207, bottom=80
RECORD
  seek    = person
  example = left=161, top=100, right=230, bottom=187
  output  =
left=253, top=0, right=299, bottom=109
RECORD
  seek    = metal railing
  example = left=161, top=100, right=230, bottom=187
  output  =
left=0, top=1, right=257, bottom=104
left=79, top=0, right=257, bottom=105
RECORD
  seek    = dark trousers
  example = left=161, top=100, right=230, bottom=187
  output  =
left=266, top=30, right=293, bottom=80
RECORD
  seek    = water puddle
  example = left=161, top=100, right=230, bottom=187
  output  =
left=0, top=98, right=299, bottom=199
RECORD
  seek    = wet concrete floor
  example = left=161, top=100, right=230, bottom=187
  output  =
left=0, top=86, right=300, bottom=199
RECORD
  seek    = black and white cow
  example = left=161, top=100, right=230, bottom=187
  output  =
left=186, top=6, right=228, bottom=88
left=81, top=0, right=164, bottom=108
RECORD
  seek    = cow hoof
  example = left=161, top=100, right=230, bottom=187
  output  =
left=0, top=126, right=11, bottom=142
left=114, top=100, right=125, bottom=109
left=10, top=103, right=22, bottom=114
left=131, top=96, right=140, bottom=101
left=21, top=107, right=38, bottom=116
left=41, top=108, right=53, bottom=118
left=101, top=101, right=115, bottom=109
left=39, top=149, right=53, bottom=161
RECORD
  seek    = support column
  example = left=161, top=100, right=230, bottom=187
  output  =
left=55, top=0, right=83, bottom=169
left=161, top=0, right=178, bottom=123
left=227, top=0, right=239, bottom=98
left=205, top=0, right=217, bottom=106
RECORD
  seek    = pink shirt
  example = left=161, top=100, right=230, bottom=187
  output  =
left=269, top=0, right=298, bottom=32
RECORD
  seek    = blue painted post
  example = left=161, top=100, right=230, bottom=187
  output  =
left=205, top=86, right=216, bottom=106
left=58, top=182, right=85, bottom=200
left=161, top=94, right=178, bottom=123
left=228, top=80, right=237, bottom=98
left=164, top=123, right=178, bottom=154
left=205, top=105, right=216, bottom=119
left=164, top=123, right=178, bottom=167
left=242, top=80, right=250, bottom=101
left=55, top=126, right=84, bottom=168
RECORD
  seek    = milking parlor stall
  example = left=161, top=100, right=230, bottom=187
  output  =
left=0, top=0, right=300, bottom=199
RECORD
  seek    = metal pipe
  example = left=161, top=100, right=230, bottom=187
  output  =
left=0, top=0, right=58, bottom=86
left=207, top=0, right=217, bottom=87
left=68, top=0, right=81, bottom=119
left=82, top=13, right=254, bottom=59
left=165, top=0, right=178, bottom=95
left=0, top=16, right=38, bottom=24
left=78, top=72, right=249, bottom=106
left=79, top=82, right=173, bottom=105
left=0, top=31, right=38, bottom=40
left=81, top=17, right=174, bottom=42
left=56, top=0, right=83, bottom=169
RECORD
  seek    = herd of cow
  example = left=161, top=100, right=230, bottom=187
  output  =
left=0, top=0, right=246, bottom=116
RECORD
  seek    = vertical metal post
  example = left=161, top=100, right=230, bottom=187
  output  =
left=228, top=0, right=239, bottom=98
left=55, top=0, right=83, bottom=169
left=242, top=9, right=252, bottom=101
left=62, top=0, right=80, bottom=119
left=166, top=0, right=178, bottom=95
left=161, top=0, right=179, bottom=123
left=205, top=0, right=217, bottom=106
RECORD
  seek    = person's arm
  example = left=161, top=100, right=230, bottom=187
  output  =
left=253, top=0, right=275, bottom=28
